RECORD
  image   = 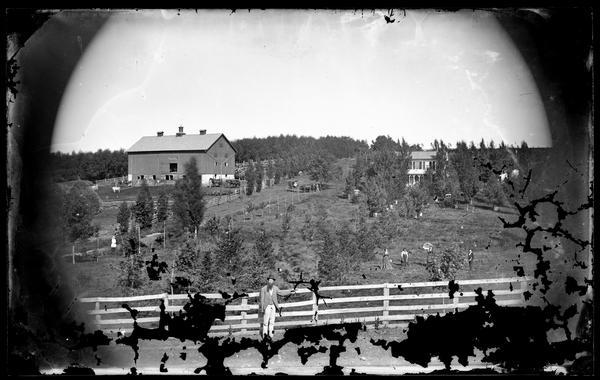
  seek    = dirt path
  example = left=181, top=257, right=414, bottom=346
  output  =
left=39, top=327, right=498, bottom=375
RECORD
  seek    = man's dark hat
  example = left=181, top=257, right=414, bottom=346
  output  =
left=267, top=274, right=276, bottom=281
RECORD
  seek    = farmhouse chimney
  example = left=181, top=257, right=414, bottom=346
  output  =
left=157, top=131, right=164, bottom=137
left=176, top=126, right=186, bottom=137
left=199, top=129, right=206, bottom=135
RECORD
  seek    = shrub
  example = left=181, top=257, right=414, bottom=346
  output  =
left=117, top=201, right=130, bottom=234
left=133, top=181, right=154, bottom=230
left=117, top=253, right=146, bottom=290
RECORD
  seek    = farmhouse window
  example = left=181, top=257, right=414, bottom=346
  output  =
left=152, top=175, right=156, bottom=180
left=170, top=163, right=178, bottom=173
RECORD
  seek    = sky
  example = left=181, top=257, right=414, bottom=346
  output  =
left=50, top=9, right=552, bottom=153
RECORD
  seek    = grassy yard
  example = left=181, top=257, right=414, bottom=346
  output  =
left=66, top=160, right=538, bottom=299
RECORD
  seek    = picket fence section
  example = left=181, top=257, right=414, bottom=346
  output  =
left=79, top=276, right=532, bottom=336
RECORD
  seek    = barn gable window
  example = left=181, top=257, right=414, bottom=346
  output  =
left=170, top=163, right=178, bottom=173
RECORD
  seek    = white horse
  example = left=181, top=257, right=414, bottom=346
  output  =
left=112, top=186, right=121, bottom=193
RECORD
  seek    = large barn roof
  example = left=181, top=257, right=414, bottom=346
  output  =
left=127, top=133, right=234, bottom=153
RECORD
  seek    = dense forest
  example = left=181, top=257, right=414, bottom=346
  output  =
left=232, top=135, right=369, bottom=162
left=49, top=149, right=128, bottom=182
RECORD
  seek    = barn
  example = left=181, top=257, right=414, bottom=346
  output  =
left=127, top=127, right=236, bottom=186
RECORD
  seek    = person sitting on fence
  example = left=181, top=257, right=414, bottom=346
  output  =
left=400, top=248, right=409, bottom=266
left=259, top=275, right=295, bottom=341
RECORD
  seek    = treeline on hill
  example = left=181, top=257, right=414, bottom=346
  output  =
left=49, top=149, right=128, bottom=182
left=233, top=135, right=369, bottom=163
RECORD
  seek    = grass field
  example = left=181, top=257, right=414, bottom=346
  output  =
left=65, top=158, right=539, bottom=299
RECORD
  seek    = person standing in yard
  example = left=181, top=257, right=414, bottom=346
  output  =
left=111, top=235, right=117, bottom=253
left=468, top=249, right=474, bottom=271
left=382, top=249, right=393, bottom=270
left=400, top=248, right=409, bottom=266
left=259, top=275, right=295, bottom=341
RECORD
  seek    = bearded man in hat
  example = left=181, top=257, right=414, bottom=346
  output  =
left=259, top=274, right=295, bottom=340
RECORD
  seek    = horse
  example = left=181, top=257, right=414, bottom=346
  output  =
left=112, top=186, right=121, bottom=193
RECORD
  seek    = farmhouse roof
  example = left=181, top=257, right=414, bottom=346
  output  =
left=410, top=150, right=437, bottom=160
left=127, top=133, right=236, bottom=153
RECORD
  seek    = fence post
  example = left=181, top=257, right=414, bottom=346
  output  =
left=453, top=286, right=459, bottom=310
left=382, top=284, right=389, bottom=327
left=240, top=298, right=248, bottom=333
left=312, top=292, right=318, bottom=323
left=163, top=293, right=169, bottom=309
left=95, top=302, right=101, bottom=325
left=520, top=279, right=528, bottom=303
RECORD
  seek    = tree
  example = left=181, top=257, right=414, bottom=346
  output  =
left=240, top=230, right=276, bottom=290
left=316, top=222, right=361, bottom=284
left=117, top=229, right=145, bottom=290
left=281, top=211, right=292, bottom=239
left=197, top=251, right=216, bottom=292
left=245, top=162, right=255, bottom=195
left=300, top=214, right=313, bottom=241
left=203, top=216, right=221, bottom=241
left=307, top=154, right=334, bottom=183
left=267, top=160, right=275, bottom=180
left=172, top=157, right=206, bottom=235
left=156, top=190, right=169, bottom=224
left=370, top=135, right=399, bottom=152
left=478, top=175, right=508, bottom=207
left=133, top=180, right=154, bottom=230
left=425, top=244, right=465, bottom=281
left=364, top=180, right=387, bottom=217
left=274, top=159, right=283, bottom=185
left=451, top=141, right=480, bottom=204
left=174, top=236, right=202, bottom=291
left=117, top=201, right=130, bottom=234
left=356, top=215, right=377, bottom=261
left=117, top=252, right=145, bottom=291
left=254, top=160, right=264, bottom=193
left=403, top=183, right=428, bottom=218
left=214, top=228, right=245, bottom=277
left=438, top=244, right=465, bottom=280
left=63, top=182, right=101, bottom=243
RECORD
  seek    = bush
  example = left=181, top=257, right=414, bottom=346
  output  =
left=133, top=181, right=154, bottom=230
left=117, top=253, right=146, bottom=290
left=426, top=244, right=465, bottom=281
left=117, top=201, right=130, bottom=234
left=442, top=197, right=455, bottom=208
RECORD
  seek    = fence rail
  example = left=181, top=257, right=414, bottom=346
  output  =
left=79, top=276, right=532, bottom=336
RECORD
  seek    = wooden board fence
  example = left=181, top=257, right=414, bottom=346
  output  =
left=79, top=276, right=532, bottom=336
